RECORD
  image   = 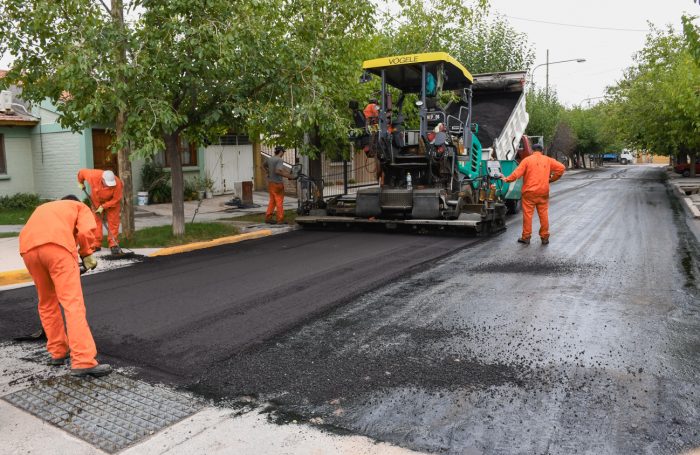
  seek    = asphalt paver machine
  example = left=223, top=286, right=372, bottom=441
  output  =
left=296, top=52, right=529, bottom=234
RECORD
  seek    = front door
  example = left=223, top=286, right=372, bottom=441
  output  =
left=92, top=129, right=117, bottom=175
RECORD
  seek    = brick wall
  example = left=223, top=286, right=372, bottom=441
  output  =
left=31, top=131, right=82, bottom=200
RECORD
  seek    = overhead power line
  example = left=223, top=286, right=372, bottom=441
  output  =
left=504, top=14, right=649, bottom=32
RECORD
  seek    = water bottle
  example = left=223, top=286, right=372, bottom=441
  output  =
left=406, top=172, right=412, bottom=190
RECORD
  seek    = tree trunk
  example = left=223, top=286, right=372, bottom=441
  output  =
left=164, top=133, right=185, bottom=236
left=306, top=128, right=324, bottom=197
left=253, top=142, right=266, bottom=191
left=691, top=152, right=697, bottom=178
left=111, top=0, right=134, bottom=239
left=116, top=111, right=134, bottom=238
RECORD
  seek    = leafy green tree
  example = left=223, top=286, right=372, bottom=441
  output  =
left=375, top=1, right=533, bottom=74
left=375, top=0, right=488, bottom=57
left=608, top=19, right=700, bottom=176
left=454, top=15, right=535, bottom=74
left=0, top=0, right=138, bottom=236
left=0, top=0, right=375, bottom=235
left=683, top=15, right=700, bottom=63
left=245, top=0, right=375, bottom=158
left=548, top=120, right=577, bottom=166
left=525, top=88, right=562, bottom=149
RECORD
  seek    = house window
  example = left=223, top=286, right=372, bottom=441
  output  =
left=0, top=134, right=6, bottom=174
left=218, top=134, right=250, bottom=145
left=163, top=136, right=198, bottom=167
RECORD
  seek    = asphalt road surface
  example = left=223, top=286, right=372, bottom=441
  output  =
left=1, top=165, right=698, bottom=454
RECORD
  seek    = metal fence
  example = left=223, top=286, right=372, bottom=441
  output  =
left=320, top=150, right=379, bottom=199
left=260, top=145, right=378, bottom=199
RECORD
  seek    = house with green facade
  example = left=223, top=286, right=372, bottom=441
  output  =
left=0, top=82, right=257, bottom=202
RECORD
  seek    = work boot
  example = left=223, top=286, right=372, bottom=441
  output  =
left=541, top=237, right=549, bottom=245
left=265, top=218, right=277, bottom=225
left=517, top=237, right=530, bottom=245
left=93, top=246, right=102, bottom=252
left=71, top=363, right=113, bottom=378
left=110, top=246, right=122, bottom=255
left=277, top=220, right=288, bottom=225
left=48, top=354, right=69, bottom=366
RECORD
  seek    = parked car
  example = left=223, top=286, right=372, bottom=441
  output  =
left=674, top=160, right=700, bottom=177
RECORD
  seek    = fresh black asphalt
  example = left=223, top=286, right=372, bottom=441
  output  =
left=1, top=165, right=699, bottom=454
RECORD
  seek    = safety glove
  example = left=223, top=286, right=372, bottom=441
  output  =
left=78, top=182, right=85, bottom=190
left=95, top=206, right=104, bottom=214
left=83, top=254, right=98, bottom=270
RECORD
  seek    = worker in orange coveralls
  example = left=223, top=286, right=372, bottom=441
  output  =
left=501, top=143, right=566, bottom=245
left=363, top=97, right=380, bottom=132
left=19, top=196, right=112, bottom=377
left=77, top=168, right=123, bottom=254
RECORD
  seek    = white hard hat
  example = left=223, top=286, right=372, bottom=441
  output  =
left=102, top=170, right=117, bottom=187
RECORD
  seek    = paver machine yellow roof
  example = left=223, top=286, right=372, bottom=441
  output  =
left=296, top=52, right=526, bottom=234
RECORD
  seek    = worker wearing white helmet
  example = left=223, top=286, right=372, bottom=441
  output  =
left=77, top=169, right=123, bottom=254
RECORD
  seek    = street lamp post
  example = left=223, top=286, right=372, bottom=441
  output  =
left=579, top=96, right=606, bottom=107
left=530, top=50, right=586, bottom=98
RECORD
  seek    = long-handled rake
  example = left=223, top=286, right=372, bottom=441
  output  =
left=81, top=187, right=143, bottom=260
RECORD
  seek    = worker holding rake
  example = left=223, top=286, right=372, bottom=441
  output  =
left=78, top=168, right=123, bottom=255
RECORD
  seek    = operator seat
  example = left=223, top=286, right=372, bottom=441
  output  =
left=425, top=97, right=446, bottom=132
left=391, top=114, right=406, bottom=148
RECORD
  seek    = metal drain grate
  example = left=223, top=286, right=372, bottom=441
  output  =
left=3, top=373, right=202, bottom=453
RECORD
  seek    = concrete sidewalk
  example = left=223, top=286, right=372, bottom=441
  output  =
left=666, top=170, right=700, bottom=243
left=0, top=191, right=298, bottom=288
left=134, top=191, right=298, bottom=228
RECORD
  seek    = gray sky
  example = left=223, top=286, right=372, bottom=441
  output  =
left=488, top=0, right=696, bottom=106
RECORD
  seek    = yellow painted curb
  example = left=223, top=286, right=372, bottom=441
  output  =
left=0, top=268, right=32, bottom=286
left=149, top=229, right=274, bottom=257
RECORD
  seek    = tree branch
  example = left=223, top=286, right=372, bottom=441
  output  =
left=97, top=0, right=112, bottom=15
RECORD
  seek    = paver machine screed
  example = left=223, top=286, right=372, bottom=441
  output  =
left=295, top=52, right=530, bottom=234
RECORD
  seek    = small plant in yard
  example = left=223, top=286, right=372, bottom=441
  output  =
left=141, top=161, right=171, bottom=204
left=0, top=193, right=42, bottom=210
left=0, top=193, right=44, bottom=224
left=183, top=179, right=199, bottom=201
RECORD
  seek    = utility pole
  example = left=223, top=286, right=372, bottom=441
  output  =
left=111, top=0, right=134, bottom=239
left=545, top=49, right=549, bottom=99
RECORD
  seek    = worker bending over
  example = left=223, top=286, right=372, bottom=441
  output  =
left=19, top=196, right=112, bottom=377
left=78, top=169, right=123, bottom=254
left=501, top=144, right=566, bottom=245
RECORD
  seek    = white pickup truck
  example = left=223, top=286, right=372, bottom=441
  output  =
left=620, top=150, right=636, bottom=165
